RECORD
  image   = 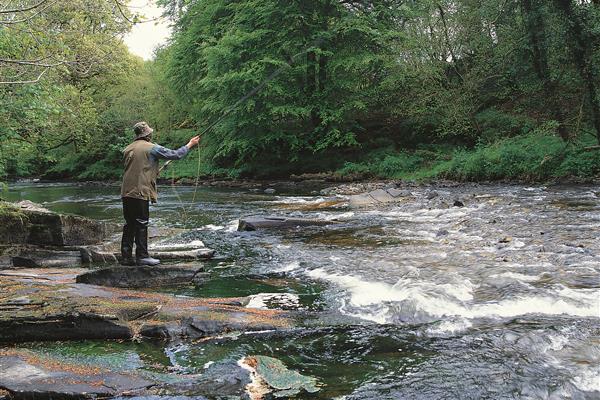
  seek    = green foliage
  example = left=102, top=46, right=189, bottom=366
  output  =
left=164, top=0, right=405, bottom=174
left=337, top=131, right=600, bottom=182
left=440, top=129, right=566, bottom=181
left=1, top=0, right=599, bottom=183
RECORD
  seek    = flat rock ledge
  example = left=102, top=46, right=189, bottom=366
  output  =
left=76, top=265, right=209, bottom=288
left=0, top=246, right=215, bottom=269
left=0, top=352, right=156, bottom=400
left=0, top=345, right=322, bottom=400
left=0, top=349, right=299, bottom=400
left=0, top=268, right=291, bottom=343
left=238, top=215, right=339, bottom=231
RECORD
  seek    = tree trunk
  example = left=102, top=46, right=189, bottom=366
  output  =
left=553, top=0, right=600, bottom=143
left=522, top=0, right=569, bottom=140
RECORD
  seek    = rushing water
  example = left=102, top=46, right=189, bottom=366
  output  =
left=5, top=182, right=600, bottom=399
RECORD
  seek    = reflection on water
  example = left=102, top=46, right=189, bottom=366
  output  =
left=6, top=182, right=600, bottom=398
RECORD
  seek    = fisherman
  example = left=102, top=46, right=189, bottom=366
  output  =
left=120, top=121, right=200, bottom=266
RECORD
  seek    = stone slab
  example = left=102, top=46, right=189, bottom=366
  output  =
left=75, top=265, right=206, bottom=288
left=238, top=216, right=338, bottom=231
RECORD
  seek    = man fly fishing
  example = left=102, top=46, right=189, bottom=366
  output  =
left=120, top=121, right=200, bottom=266
left=118, top=41, right=321, bottom=267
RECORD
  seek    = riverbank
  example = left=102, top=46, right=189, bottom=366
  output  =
left=5, top=132, right=599, bottom=185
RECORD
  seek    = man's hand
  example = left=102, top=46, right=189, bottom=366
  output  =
left=186, top=135, right=201, bottom=149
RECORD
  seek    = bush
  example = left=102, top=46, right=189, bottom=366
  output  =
left=335, top=128, right=600, bottom=182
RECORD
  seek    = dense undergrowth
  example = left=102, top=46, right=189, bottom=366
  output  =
left=336, top=132, right=600, bottom=183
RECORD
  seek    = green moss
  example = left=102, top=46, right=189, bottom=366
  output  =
left=0, top=201, right=25, bottom=218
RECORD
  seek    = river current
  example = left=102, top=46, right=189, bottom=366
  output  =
left=5, top=182, right=600, bottom=399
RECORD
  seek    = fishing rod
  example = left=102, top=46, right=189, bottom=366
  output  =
left=159, top=37, right=324, bottom=174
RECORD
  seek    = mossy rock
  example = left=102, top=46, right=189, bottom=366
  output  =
left=0, top=201, right=108, bottom=246
left=0, top=202, right=29, bottom=244
left=249, top=355, right=319, bottom=397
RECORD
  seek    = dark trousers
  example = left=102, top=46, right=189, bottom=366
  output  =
left=121, top=197, right=150, bottom=259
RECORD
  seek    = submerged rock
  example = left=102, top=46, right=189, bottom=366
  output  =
left=238, top=216, right=339, bottom=231
left=453, top=200, right=465, bottom=207
left=75, top=265, right=209, bottom=288
left=139, top=314, right=279, bottom=341
left=0, top=351, right=154, bottom=399
left=239, top=355, right=319, bottom=399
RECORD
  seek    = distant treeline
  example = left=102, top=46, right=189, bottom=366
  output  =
left=1, top=0, right=599, bottom=182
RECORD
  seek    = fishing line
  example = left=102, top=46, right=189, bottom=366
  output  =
left=160, top=37, right=325, bottom=218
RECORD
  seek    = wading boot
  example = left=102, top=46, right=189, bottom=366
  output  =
left=120, top=223, right=136, bottom=266
left=136, top=256, right=161, bottom=266
left=134, top=223, right=160, bottom=266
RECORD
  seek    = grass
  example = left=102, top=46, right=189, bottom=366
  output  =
left=335, top=132, right=600, bottom=182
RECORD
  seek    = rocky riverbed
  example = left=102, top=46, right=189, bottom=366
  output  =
left=1, top=181, right=599, bottom=399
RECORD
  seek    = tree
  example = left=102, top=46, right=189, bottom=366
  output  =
left=163, top=0, right=406, bottom=175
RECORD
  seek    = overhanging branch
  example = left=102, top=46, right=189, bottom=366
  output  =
left=0, top=0, right=49, bottom=14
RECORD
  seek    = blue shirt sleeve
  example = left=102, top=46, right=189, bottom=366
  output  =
left=150, top=144, right=189, bottom=161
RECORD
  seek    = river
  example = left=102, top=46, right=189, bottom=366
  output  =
left=4, top=182, right=600, bottom=399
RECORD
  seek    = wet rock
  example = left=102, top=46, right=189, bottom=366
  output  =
left=349, top=188, right=412, bottom=207
left=144, top=360, right=253, bottom=399
left=150, top=249, right=215, bottom=261
left=499, top=237, right=513, bottom=243
left=453, top=200, right=465, bottom=207
left=1, top=268, right=291, bottom=343
left=139, top=315, right=280, bottom=341
left=239, top=355, right=319, bottom=399
left=79, top=246, right=118, bottom=264
left=426, top=190, right=439, bottom=200
left=75, top=265, right=208, bottom=288
left=264, top=188, right=276, bottom=194
left=0, top=313, right=132, bottom=342
left=0, top=352, right=154, bottom=399
left=10, top=249, right=82, bottom=268
left=238, top=216, right=338, bottom=231
left=148, top=240, right=206, bottom=252
left=0, top=201, right=110, bottom=246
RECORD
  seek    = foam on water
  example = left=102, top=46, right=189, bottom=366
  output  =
left=307, top=269, right=600, bottom=324
left=245, top=293, right=301, bottom=310
left=272, top=196, right=323, bottom=203
left=425, top=319, right=473, bottom=336
left=150, top=240, right=206, bottom=249
left=200, top=224, right=226, bottom=231
left=272, top=261, right=301, bottom=273
left=572, top=367, right=600, bottom=392
left=489, top=272, right=541, bottom=282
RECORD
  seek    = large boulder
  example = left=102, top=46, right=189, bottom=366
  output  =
left=0, top=201, right=110, bottom=246
left=238, top=216, right=339, bottom=231
left=76, top=265, right=209, bottom=288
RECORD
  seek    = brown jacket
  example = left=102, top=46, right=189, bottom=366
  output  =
left=121, top=139, right=189, bottom=203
